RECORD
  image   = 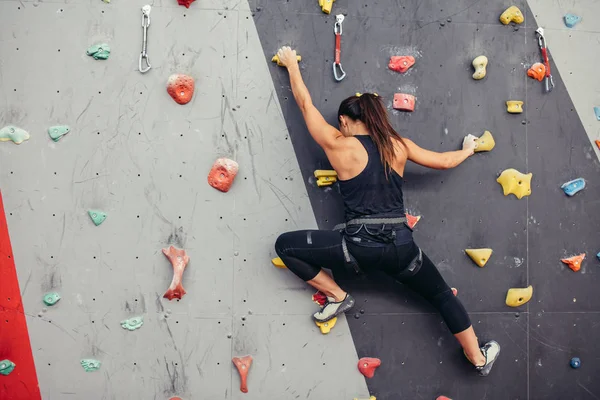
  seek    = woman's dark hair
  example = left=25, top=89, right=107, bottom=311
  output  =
left=338, top=93, right=405, bottom=176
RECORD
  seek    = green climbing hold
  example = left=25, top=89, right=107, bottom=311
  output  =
left=0, top=360, right=15, bottom=376
left=43, top=292, right=61, bottom=306
left=120, top=316, right=144, bottom=331
left=88, top=210, right=107, bottom=226
left=86, top=43, right=110, bottom=60
left=0, top=125, right=30, bottom=145
left=48, top=125, right=71, bottom=142
left=80, top=359, right=101, bottom=372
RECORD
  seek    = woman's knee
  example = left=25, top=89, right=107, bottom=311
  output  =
left=274, top=231, right=300, bottom=256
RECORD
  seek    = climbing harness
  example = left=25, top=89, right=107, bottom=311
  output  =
left=333, top=14, right=346, bottom=81
left=535, top=27, right=554, bottom=93
left=139, top=5, right=152, bottom=73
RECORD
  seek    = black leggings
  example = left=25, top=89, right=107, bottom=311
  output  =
left=274, top=227, right=471, bottom=334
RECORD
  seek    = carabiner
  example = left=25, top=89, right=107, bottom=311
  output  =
left=139, top=5, right=152, bottom=73
left=333, top=63, right=346, bottom=81
left=333, top=14, right=346, bottom=81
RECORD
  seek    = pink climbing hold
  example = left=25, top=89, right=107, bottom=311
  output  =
left=167, top=74, right=195, bottom=105
left=393, top=93, right=415, bottom=112
left=162, top=246, right=190, bottom=300
left=405, top=213, right=421, bottom=229
left=357, top=357, right=381, bottom=378
left=232, top=356, right=253, bottom=393
left=436, top=397, right=453, bottom=400
left=177, top=0, right=196, bottom=8
left=388, top=56, right=415, bottom=73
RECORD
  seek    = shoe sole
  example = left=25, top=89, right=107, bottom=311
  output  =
left=478, top=341, right=501, bottom=377
left=313, top=296, right=355, bottom=322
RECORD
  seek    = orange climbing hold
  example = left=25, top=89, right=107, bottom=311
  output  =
left=162, top=246, right=190, bottom=300
left=232, top=355, right=253, bottom=393
left=405, top=213, right=421, bottom=229
left=208, top=158, right=239, bottom=192
left=358, top=357, right=381, bottom=378
left=393, top=93, right=415, bottom=112
left=561, top=253, right=585, bottom=272
left=166, top=74, right=195, bottom=105
left=527, top=63, right=546, bottom=82
left=595, top=140, right=600, bottom=150
left=388, top=56, right=415, bottom=73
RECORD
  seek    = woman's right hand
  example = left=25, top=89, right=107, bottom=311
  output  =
left=276, top=46, right=299, bottom=69
left=462, top=134, right=477, bottom=154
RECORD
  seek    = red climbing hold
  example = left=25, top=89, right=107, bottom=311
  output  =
left=167, top=74, right=195, bottom=105
left=169, top=397, right=183, bottom=400
left=357, top=357, right=381, bottom=378
left=436, top=397, right=453, bottom=400
left=208, top=158, right=239, bottom=193
left=405, top=213, right=421, bottom=229
left=312, top=291, right=327, bottom=306
left=561, top=253, right=585, bottom=272
left=162, top=246, right=190, bottom=300
left=232, top=355, right=253, bottom=393
left=388, top=56, right=415, bottom=73
left=393, top=93, right=415, bottom=112
left=177, top=0, right=195, bottom=8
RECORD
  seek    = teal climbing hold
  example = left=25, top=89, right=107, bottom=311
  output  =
left=43, top=292, right=61, bottom=306
left=0, top=125, right=30, bottom=145
left=88, top=210, right=107, bottom=226
left=120, top=316, right=144, bottom=331
left=564, top=14, right=581, bottom=28
left=48, top=125, right=70, bottom=142
left=561, top=178, right=585, bottom=196
left=0, top=360, right=15, bottom=376
left=596, top=251, right=600, bottom=261
left=86, top=43, right=110, bottom=60
left=594, top=107, right=600, bottom=121
left=80, top=359, right=101, bottom=372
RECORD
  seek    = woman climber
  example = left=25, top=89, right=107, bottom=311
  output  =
left=273, top=46, right=500, bottom=376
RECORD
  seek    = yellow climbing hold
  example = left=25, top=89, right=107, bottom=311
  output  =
left=465, top=248, right=493, bottom=267
left=319, top=0, right=335, bottom=14
left=475, top=130, right=495, bottom=152
left=505, top=285, right=533, bottom=307
left=315, top=317, right=337, bottom=334
left=496, top=168, right=532, bottom=199
left=499, top=6, right=524, bottom=25
left=271, top=257, right=286, bottom=268
left=314, top=170, right=338, bottom=187
left=506, top=100, right=524, bottom=114
left=272, top=54, right=301, bottom=67
left=472, top=55, right=488, bottom=80
left=354, top=397, right=377, bottom=400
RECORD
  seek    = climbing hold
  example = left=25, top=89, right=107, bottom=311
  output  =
left=314, top=170, right=337, bottom=187
left=564, top=14, right=582, bottom=28
left=312, top=291, right=327, bottom=306
left=102, top=0, right=110, bottom=3
left=354, top=397, right=376, bottom=400
left=393, top=93, right=416, bottom=112
left=48, top=125, right=70, bottom=142
left=561, top=178, right=585, bottom=196
left=570, top=357, right=581, bottom=369
left=162, top=246, right=190, bottom=300
left=594, top=107, right=600, bottom=121
left=475, top=130, right=495, bottom=152
left=499, top=6, right=524, bottom=25
left=271, top=257, right=287, bottom=268
left=120, top=316, right=144, bottom=331
left=232, top=355, right=252, bottom=393
left=177, top=0, right=196, bottom=8
left=436, top=397, right=453, bottom=400
left=596, top=251, right=600, bottom=261
left=166, top=74, right=195, bottom=105
left=0, top=360, right=16, bottom=376
left=405, top=213, right=421, bottom=229
left=88, top=210, right=107, bottom=226
left=319, top=0, right=335, bottom=14
left=357, top=357, right=381, bottom=378
left=496, top=169, right=532, bottom=199
left=505, top=285, right=533, bottom=307
left=315, top=316, right=337, bottom=334
left=43, top=292, right=61, bottom=306
left=471, top=55, right=488, bottom=80
left=561, top=253, right=585, bottom=272
left=0, top=125, right=30, bottom=145
left=596, top=140, right=600, bottom=150
left=271, top=54, right=302, bottom=67
left=388, top=56, right=415, bottom=74
left=208, top=158, right=239, bottom=193
left=86, top=43, right=110, bottom=60
left=80, top=359, right=101, bottom=372
left=506, top=100, right=524, bottom=113
left=527, top=63, right=546, bottom=82
left=465, top=248, right=493, bottom=267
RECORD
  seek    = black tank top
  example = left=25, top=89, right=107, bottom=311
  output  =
left=338, top=135, right=405, bottom=221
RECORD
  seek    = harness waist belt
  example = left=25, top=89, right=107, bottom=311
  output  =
left=333, top=216, right=407, bottom=231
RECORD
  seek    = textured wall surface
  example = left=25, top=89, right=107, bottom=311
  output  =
left=0, top=0, right=369, bottom=398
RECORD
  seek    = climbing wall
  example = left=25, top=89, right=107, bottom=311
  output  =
left=249, top=0, right=600, bottom=399
left=0, top=0, right=369, bottom=398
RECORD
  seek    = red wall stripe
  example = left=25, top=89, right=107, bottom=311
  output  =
left=0, top=190, right=41, bottom=400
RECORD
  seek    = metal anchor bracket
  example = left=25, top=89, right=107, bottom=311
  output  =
left=139, top=5, right=152, bottom=73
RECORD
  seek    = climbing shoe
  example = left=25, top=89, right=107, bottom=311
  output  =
left=476, top=340, right=501, bottom=376
left=312, top=293, right=355, bottom=322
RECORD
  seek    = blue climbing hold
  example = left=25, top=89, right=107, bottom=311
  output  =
left=596, top=251, right=600, bottom=261
left=561, top=178, right=585, bottom=196
left=594, top=107, right=600, bottom=121
left=570, top=357, right=581, bottom=369
left=564, top=14, right=581, bottom=28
